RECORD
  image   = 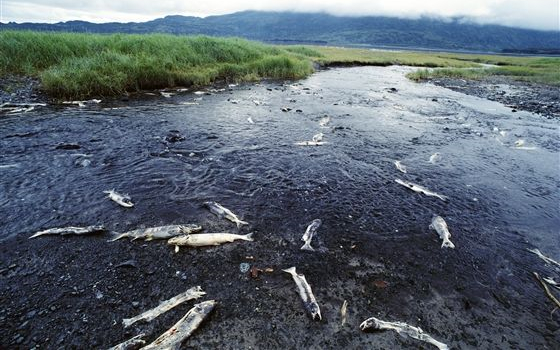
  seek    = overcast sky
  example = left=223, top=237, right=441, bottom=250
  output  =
left=2, top=0, right=559, bottom=31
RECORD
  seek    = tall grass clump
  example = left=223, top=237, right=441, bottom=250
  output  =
left=0, top=31, right=314, bottom=99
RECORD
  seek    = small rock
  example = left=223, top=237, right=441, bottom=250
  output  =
left=132, top=301, right=140, bottom=307
left=281, top=107, right=292, bottom=112
left=295, top=109, right=303, bottom=113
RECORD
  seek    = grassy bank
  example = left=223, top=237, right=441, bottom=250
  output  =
left=0, top=31, right=316, bottom=99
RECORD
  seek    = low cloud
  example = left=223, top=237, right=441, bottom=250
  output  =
left=3, top=0, right=559, bottom=31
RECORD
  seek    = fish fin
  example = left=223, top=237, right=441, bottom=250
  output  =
left=282, top=266, right=297, bottom=275
left=300, top=242, right=315, bottom=251
left=236, top=219, right=249, bottom=228
left=108, top=233, right=127, bottom=242
left=441, top=240, right=455, bottom=249
left=242, top=232, right=254, bottom=241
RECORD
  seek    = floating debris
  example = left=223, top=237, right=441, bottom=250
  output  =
left=204, top=201, right=248, bottom=227
left=104, top=190, right=134, bottom=208
left=110, top=224, right=202, bottom=242
left=247, top=117, right=255, bottom=124
left=193, top=91, right=205, bottom=95
left=107, top=333, right=146, bottom=350
left=159, top=91, right=174, bottom=98
left=240, top=263, right=251, bottom=273
left=141, top=300, right=216, bottom=350
left=229, top=99, right=240, bottom=104
left=281, top=107, right=292, bottom=112
left=0, top=102, right=46, bottom=114
left=512, top=139, right=537, bottom=150
left=180, top=102, right=199, bottom=106
left=429, top=216, right=455, bottom=249
left=341, top=300, right=348, bottom=326
left=429, top=153, right=441, bottom=164
left=312, top=133, right=324, bottom=142
left=123, top=286, right=206, bottom=328
left=55, top=143, right=81, bottom=150
left=543, top=277, right=560, bottom=291
left=395, top=179, right=448, bottom=201
left=252, top=100, right=262, bottom=106
left=319, top=116, right=331, bottom=127
left=294, top=141, right=327, bottom=146
left=62, top=99, right=101, bottom=107
left=360, top=317, right=448, bottom=350
left=301, top=219, right=322, bottom=251
left=282, top=266, right=322, bottom=321
left=533, top=272, right=560, bottom=308
left=527, top=248, right=560, bottom=268
left=168, top=232, right=254, bottom=250
left=394, top=160, right=407, bottom=174
left=29, top=225, right=105, bottom=239
left=0, top=164, right=20, bottom=169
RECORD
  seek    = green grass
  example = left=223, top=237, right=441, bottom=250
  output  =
left=0, top=31, right=315, bottom=99
left=1, top=31, right=558, bottom=98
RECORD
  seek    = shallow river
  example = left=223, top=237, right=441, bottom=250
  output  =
left=1, top=67, right=559, bottom=349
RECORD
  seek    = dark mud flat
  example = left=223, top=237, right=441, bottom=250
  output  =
left=1, top=66, right=559, bottom=349
left=429, top=76, right=560, bottom=118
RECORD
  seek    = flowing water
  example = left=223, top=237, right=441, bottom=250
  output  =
left=1, top=67, right=559, bottom=349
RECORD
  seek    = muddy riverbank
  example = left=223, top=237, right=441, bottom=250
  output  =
left=1, top=66, right=559, bottom=349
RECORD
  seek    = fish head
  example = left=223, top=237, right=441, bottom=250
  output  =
left=306, top=302, right=322, bottom=321
left=194, top=300, right=217, bottom=315
left=180, top=224, right=202, bottom=233
left=167, top=235, right=191, bottom=245
left=359, top=317, right=381, bottom=332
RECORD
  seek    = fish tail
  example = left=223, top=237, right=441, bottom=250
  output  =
left=236, top=219, right=249, bottom=228
left=242, top=232, right=254, bottom=241
left=441, top=240, right=455, bottom=249
left=282, top=266, right=297, bottom=275
left=108, top=232, right=127, bottom=242
left=300, top=242, right=315, bottom=251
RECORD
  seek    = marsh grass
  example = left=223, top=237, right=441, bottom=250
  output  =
left=0, top=31, right=314, bottom=99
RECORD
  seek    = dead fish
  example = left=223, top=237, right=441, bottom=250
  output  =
left=141, top=300, right=216, bottom=350
left=123, top=286, right=206, bottom=327
left=29, top=225, right=105, bottom=239
left=429, top=216, right=455, bottom=248
left=301, top=219, right=322, bottom=251
left=319, top=116, right=331, bottom=127
left=394, top=160, right=407, bottom=173
left=110, top=224, right=202, bottom=242
left=395, top=179, right=448, bottom=201
left=247, top=117, right=255, bottom=124
left=282, top=266, right=322, bottom=320
left=340, top=300, right=348, bottom=326
left=527, top=248, right=560, bottom=268
left=543, top=277, right=560, bottom=291
left=204, top=201, right=248, bottom=227
left=294, top=141, right=327, bottom=146
left=107, top=334, right=146, bottom=350
left=360, top=317, right=448, bottom=350
left=252, top=100, right=262, bottom=106
left=312, top=133, right=324, bottom=142
left=429, top=153, right=441, bottom=164
left=104, top=190, right=134, bottom=208
left=168, top=232, right=253, bottom=251
left=160, top=91, right=174, bottom=98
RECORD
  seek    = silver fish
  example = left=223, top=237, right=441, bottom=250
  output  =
left=29, top=225, right=105, bottom=239
left=395, top=179, right=448, bottom=201
left=429, top=216, right=455, bottom=249
left=123, top=286, right=206, bottom=327
left=294, top=141, right=327, bottom=146
left=107, top=334, right=146, bottom=350
left=110, top=224, right=202, bottom=242
left=429, top=153, right=441, bottom=164
left=141, top=300, right=216, bottom=350
left=527, top=248, right=560, bottom=268
left=301, top=219, right=322, bottom=251
left=312, top=133, right=324, bottom=142
left=282, top=266, right=322, bottom=321
left=360, top=317, right=448, bottom=350
left=394, top=160, right=407, bottom=173
left=168, top=232, right=253, bottom=251
left=104, top=190, right=134, bottom=208
left=204, top=201, right=248, bottom=227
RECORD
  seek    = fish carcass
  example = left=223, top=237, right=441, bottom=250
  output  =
left=395, top=179, right=448, bottom=201
left=29, top=225, right=105, bottom=239
left=282, top=266, right=322, bottom=320
left=429, top=216, right=455, bottom=248
left=141, top=300, right=216, bottom=350
left=394, top=161, right=407, bottom=173
left=104, top=190, right=134, bottom=208
left=109, top=224, right=202, bottom=242
left=168, top=232, right=253, bottom=251
left=123, top=286, right=206, bottom=327
left=204, top=201, right=248, bottom=227
left=360, top=317, right=448, bottom=350
left=301, top=219, right=322, bottom=251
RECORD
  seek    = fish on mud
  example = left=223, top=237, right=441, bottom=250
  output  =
left=395, top=179, right=448, bottom=201
left=168, top=232, right=253, bottom=251
left=312, top=133, right=324, bottom=142
left=340, top=300, right=348, bottom=326
left=301, top=219, right=322, bottom=251
left=319, top=116, right=331, bottom=127
left=282, top=266, right=322, bottom=321
left=107, top=334, right=146, bottom=350
left=123, top=286, right=206, bottom=327
left=110, top=224, right=202, bottom=242
left=394, top=160, right=407, bottom=173
left=429, top=153, right=441, bottom=164
left=29, top=225, right=105, bottom=239
left=204, top=201, right=248, bottom=227
left=429, top=216, right=455, bottom=248
left=141, top=300, right=216, bottom=350
left=526, top=248, right=560, bottom=268
left=360, top=317, right=448, bottom=350
left=294, top=141, right=327, bottom=146
left=104, top=190, right=134, bottom=208
left=543, top=277, right=560, bottom=291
